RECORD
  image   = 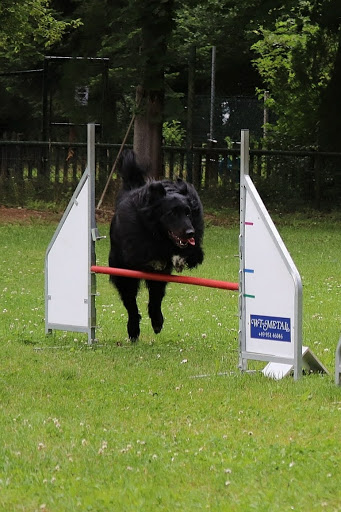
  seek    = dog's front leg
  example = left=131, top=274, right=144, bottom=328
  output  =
left=115, top=277, right=141, bottom=341
left=146, top=280, right=167, bottom=334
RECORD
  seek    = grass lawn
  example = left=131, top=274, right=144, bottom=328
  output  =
left=0, top=210, right=340, bottom=511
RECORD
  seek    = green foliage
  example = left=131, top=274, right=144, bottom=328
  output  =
left=251, top=3, right=339, bottom=147
left=224, top=136, right=233, bottom=149
left=163, top=120, right=185, bottom=145
left=0, top=0, right=81, bottom=64
left=0, top=1, right=82, bottom=137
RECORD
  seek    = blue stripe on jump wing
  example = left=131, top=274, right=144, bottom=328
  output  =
left=244, top=268, right=254, bottom=273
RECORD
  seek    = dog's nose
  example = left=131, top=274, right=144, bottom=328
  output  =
left=186, top=228, right=195, bottom=238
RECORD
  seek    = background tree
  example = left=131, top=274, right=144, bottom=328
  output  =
left=316, top=0, right=341, bottom=151
left=131, top=0, right=175, bottom=177
left=0, top=0, right=79, bottom=64
left=0, top=0, right=80, bottom=137
left=1, top=0, right=341, bottom=154
left=251, top=0, right=340, bottom=149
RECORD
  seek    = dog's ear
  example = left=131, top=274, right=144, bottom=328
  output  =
left=176, top=178, right=188, bottom=195
left=149, top=182, right=166, bottom=202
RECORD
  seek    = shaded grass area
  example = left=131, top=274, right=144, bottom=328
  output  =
left=0, top=217, right=340, bottom=511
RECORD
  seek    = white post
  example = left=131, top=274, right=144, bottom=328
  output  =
left=87, top=123, right=97, bottom=344
left=239, top=130, right=249, bottom=371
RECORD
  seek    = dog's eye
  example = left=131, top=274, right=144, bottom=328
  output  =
left=185, top=207, right=191, bottom=217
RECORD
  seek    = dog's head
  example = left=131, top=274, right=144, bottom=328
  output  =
left=145, top=179, right=201, bottom=249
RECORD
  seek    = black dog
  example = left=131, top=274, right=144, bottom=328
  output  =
left=109, top=150, right=204, bottom=340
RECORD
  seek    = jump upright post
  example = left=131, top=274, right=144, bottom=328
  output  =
left=45, top=124, right=328, bottom=380
left=45, top=124, right=98, bottom=344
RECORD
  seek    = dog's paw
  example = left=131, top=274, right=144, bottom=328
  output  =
left=185, top=247, right=204, bottom=269
left=172, top=255, right=186, bottom=273
left=150, top=311, right=164, bottom=334
left=127, top=314, right=141, bottom=341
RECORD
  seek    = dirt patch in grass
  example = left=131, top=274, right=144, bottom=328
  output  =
left=0, top=206, right=116, bottom=225
left=0, top=206, right=62, bottom=224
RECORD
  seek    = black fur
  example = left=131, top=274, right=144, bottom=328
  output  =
left=109, top=150, right=204, bottom=340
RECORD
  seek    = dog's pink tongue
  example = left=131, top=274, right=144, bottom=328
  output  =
left=188, top=237, right=195, bottom=246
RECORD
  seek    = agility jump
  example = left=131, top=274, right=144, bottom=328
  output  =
left=45, top=125, right=327, bottom=380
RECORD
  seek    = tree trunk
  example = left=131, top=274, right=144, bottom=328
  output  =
left=133, top=85, right=163, bottom=179
left=131, top=0, right=175, bottom=179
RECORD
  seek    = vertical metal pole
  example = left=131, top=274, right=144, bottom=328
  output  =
left=41, top=57, right=50, bottom=177
left=240, top=129, right=249, bottom=177
left=239, top=130, right=249, bottom=371
left=42, top=57, right=49, bottom=142
left=293, top=273, right=303, bottom=380
left=263, top=90, right=269, bottom=139
left=87, top=123, right=97, bottom=344
left=209, top=46, right=216, bottom=141
left=186, top=45, right=196, bottom=183
left=100, top=59, right=109, bottom=141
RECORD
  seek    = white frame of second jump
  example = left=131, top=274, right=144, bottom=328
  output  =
left=239, top=130, right=303, bottom=379
left=45, top=124, right=328, bottom=380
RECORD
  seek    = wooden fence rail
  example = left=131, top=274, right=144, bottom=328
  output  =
left=0, top=141, right=340, bottom=208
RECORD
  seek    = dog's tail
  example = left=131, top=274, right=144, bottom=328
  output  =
left=119, top=150, right=146, bottom=190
